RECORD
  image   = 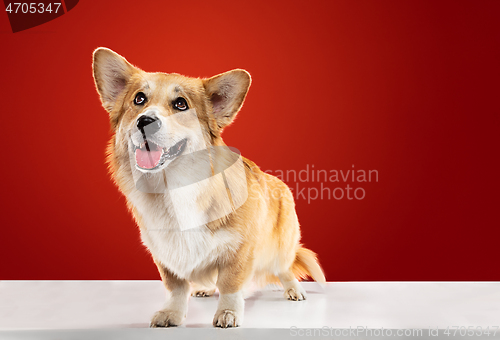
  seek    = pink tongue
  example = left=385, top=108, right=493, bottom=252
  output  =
left=135, top=146, right=163, bottom=169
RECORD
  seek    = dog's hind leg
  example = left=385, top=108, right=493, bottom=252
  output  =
left=278, top=247, right=326, bottom=301
left=191, top=282, right=216, bottom=297
left=278, top=270, right=307, bottom=301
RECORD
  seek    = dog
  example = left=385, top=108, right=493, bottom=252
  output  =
left=92, top=47, right=325, bottom=328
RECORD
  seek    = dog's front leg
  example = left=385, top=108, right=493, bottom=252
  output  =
left=150, top=260, right=190, bottom=327
left=212, top=250, right=252, bottom=328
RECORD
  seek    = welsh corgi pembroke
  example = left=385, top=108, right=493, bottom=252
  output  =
left=92, top=47, right=325, bottom=328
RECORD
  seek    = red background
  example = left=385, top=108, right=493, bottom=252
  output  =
left=1, top=0, right=499, bottom=281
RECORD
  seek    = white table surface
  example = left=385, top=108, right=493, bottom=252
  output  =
left=0, top=281, right=499, bottom=339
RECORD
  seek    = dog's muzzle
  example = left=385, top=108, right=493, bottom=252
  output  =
left=137, top=115, right=161, bottom=135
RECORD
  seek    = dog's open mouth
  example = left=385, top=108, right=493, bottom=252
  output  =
left=134, top=138, right=187, bottom=170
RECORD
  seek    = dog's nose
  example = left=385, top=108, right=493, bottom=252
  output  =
left=137, top=115, right=161, bottom=134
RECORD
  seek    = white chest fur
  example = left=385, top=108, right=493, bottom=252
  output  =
left=140, top=226, right=239, bottom=280
left=129, top=189, right=241, bottom=281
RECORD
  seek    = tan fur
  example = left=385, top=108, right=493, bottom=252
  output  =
left=92, top=47, right=325, bottom=328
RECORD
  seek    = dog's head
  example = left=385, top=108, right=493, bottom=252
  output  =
left=92, top=48, right=251, bottom=174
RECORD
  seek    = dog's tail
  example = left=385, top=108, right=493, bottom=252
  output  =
left=292, top=247, right=326, bottom=285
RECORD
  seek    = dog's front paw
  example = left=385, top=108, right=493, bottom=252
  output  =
left=213, top=309, right=240, bottom=328
left=150, top=309, right=185, bottom=327
left=284, top=287, right=307, bottom=301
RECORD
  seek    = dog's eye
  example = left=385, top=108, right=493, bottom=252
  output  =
left=173, top=97, right=188, bottom=111
left=134, top=92, right=147, bottom=106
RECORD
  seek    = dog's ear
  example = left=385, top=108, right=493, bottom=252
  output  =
left=203, top=69, right=251, bottom=130
left=92, top=48, right=138, bottom=112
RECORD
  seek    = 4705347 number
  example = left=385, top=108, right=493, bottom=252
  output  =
left=5, top=3, right=62, bottom=14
